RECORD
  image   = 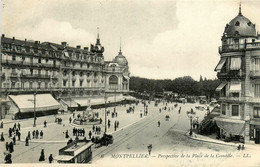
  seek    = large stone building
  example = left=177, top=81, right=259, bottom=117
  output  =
left=215, top=5, right=260, bottom=144
left=0, top=33, right=130, bottom=119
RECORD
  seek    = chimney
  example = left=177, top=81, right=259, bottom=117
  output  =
left=76, top=45, right=81, bottom=49
left=13, top=37, right=15, bottom=40
left=61, top=42, right=67, bottom=47
left=35, top=41, right=38, bottom=44
left=2, top=34, right=5, bottom=38
left=84, top=47, right=89, bottom=51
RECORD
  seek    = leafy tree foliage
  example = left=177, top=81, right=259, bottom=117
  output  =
left=129, top=76, right=220, bottom=99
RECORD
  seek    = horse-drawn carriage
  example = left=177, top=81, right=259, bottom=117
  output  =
left=92, top=133, right=113, bottom=147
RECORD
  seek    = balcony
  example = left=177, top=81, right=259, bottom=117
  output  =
left=217, top=70, right=245, bottom=79
left=21, top=74, right=50, bottom=79
left=219, top=42, right=260, bottom=54
left=10, top=73, right=19, bottom=78
left=218, top=96, right=248, bottom=103
left=1, top=60, right=59, bottom=69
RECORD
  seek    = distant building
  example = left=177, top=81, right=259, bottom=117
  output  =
left=0, top=33, right=130, bottom=118
left=215, top=5, right=260, bottom=144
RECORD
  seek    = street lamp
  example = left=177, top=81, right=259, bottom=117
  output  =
left=187, top=109, right=196, bottom=136
left=104, top=93, right=108, bottom=133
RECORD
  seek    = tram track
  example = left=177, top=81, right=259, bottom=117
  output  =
left=92, top=107, right=178, bottom=162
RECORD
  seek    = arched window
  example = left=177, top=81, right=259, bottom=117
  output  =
left=235, top=21, right=240, bottom=26
left=109, top=75, right=118, bottom=85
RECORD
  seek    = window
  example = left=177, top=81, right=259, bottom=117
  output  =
left=72, top=81, right=75, bottom=87
left=12, top=55, right=16, bottom=61
left=221, top=104, right=226, bottom=115
left=38, top=59, right=41, bottom=63
left=30, top=69, right=33, bottom=75
left=255, top=84, right=260, bottom=98
left=80, top=72, right=83, bottom=77
left=53, top=60, right=56, bottom=66
left=22, top=56, right=25, bottom=61
left=63, top=80, right=67, bottom=87
left=235, top=21, right=240, bottom=26
left=255, top=59, right=260, bottom=72
left=253, top=107, right=260, bottom=118
left=230, top=92, right=239, bottom=97
left=46, top=59, right=49, bottom=63
left=72, top=71, right=75, bottom=76
left=80, top=81, right=83, bottom=87
left=231, top=105, right=239, bottom=116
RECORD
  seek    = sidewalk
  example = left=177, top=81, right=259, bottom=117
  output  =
left=186, top=131, right=260, bottom=151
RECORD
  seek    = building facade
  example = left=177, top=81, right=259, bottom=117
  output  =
left=0, top=34, right=130, bottom=118
left=215, top=6, right=260, bottom=144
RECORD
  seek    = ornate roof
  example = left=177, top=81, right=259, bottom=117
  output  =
left=223, top=6, right=257, bottom=37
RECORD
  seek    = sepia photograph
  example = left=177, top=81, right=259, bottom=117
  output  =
left=0, top=0, right=260, bottom=166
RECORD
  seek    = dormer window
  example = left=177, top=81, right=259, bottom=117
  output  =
left=235, top=21, right=240, bottom=26
left=248, top=22, right=252, bottom=26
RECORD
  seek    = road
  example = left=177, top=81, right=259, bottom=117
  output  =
left=92, top=101, right=238, bottom=167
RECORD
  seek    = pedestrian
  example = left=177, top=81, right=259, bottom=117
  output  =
left=15, top=129, right=19, bottom=136
left=4, top=152, right=12, bottom=164
left=9, top=141, right=14, bottom=153
left=9, top=128, right=12, bottom=137
left=108, top=121, right=110, bottom=128
left=1, top=132, right=4, bottom=141
left=237, top=144, right=241, bottom=150
left=17, top=122, right=21, bottom=131
left=12, top=136, right=16, bottom=145
left=241, top=144, right=245, bottom=150
left=39, top=149, right=45, bottom=161
left=69, top=117, right=72, bottom=124
left=40, top=130, right=43, bottom=139
left=95, top=126, right=98, bottom=134
left=82, top=129, right=85, bottom=137
left=44, top=120, right=47, bottom=127
left=14, top=123, right=16, bottom=129
left=89, top=131, right=92, bottom=139
left=36, top=130, right=39, bottom=139
left=92, top=125, right=95, bottom=132
left=65, top=130, right=69, bottom=138
left=0, top=121, right=3, bottom=128
left=25, top=136, right=29, bottom=146
left=17, top=131, right=21, bottom=141
left=117, top=121, right=119, bottom=128
left=114, top=122, right=117, bottom=131
left=158, top=121, right=160, bottom=127
left=140, top=113, right=142, bottom=118
left=48, top=154, right=53, bottom=163
left=115, top=112, right=118, bottom=117
left=32, top=130, right=35, bottom=139
left=28, top=131, right=31, bottom=140
left=100, top=118, right=102, bottom=124
left=6, top=142, right=9, bottom=151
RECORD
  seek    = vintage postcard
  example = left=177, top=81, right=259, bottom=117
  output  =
left=0, top=0, right=260, bottom=166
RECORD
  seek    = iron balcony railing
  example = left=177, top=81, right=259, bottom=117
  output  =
left=219, top=42, right=260, bottom=53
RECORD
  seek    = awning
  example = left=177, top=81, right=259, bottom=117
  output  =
left=229, top=83, right=241, bottom=92
left=60, top=99, right=78, bottom=108
left=215, top=57, right=227, bottom=72
left=8, top=94, right=60, bottom=113
left=216, top=82, right=227, bottom=91
left=64, top=51, right=69, bottom=58
left=230, top=57, right=241, bottom=70
left=215, top=117, right=245, bottom=135
left=73, top=98, right=90, bottom=107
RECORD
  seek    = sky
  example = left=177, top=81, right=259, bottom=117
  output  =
left=1, top=0, right=260, bottom=81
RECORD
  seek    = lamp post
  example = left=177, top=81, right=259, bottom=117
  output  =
left=33, top=92, right=36, bottom=127
left=187, top=109, right=195, bottom=136
left=104, top=93, right=108, bottom=133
